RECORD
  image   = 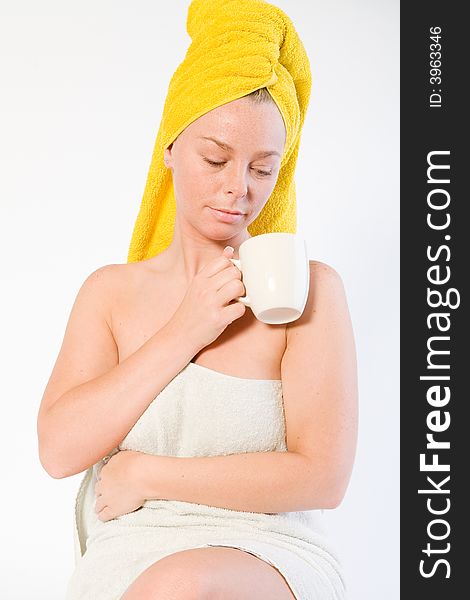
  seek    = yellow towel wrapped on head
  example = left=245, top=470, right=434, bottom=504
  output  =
left=127, top=0, right=312, bottom=263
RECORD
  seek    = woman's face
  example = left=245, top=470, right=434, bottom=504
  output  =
left=164, top=95, right=286, bottom=239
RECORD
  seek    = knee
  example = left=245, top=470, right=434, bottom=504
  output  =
left=149, top=565, right=212, bottom=600
left=122, top=551, right=216, bottom=600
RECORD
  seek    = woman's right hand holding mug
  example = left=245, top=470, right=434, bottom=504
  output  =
left=168, top=246, right=247, bottom=349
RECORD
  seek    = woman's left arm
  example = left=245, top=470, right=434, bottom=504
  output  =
left=96, top=261, right=358, bottom=519
left=277, top=260, right=359, bottom=508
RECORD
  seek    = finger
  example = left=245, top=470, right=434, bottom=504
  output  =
left=200, top=247, right=235, bottom=277
left=97, top=505, right=110, bottom=521
left=210, top=263, right=242, bottom=294
left=222, top=301, right=246, bottom=324
left=101, top=508, right=115, bottom=522
left=217, top=278, right=246, bottom=305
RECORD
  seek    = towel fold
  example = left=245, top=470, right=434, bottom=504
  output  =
left=127, top=0, right=312, bottom=263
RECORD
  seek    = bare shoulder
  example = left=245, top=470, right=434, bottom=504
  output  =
left=96, top=259, right=159, bottom=287
left=303, top=259, right=347, bottom=315
left=78, top=263, right=121, bottom=321
left=81, top=262, right=124, bottom=289
left=309, top=259, right=346, bottom=295
left=84, top=261, right=145, bottom=314
left=285, top=260, right=349, bottom=343
left=85, top=261, right=139, bottom=287
left=308, top=259, right=344, bottom=282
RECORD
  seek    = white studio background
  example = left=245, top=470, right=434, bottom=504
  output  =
left=0, top=1, right=399, bottom=598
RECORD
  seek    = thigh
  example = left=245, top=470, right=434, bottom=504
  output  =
left=202, top=546, right=297, bottom=600
left=120, top=546, right=297, bottom=600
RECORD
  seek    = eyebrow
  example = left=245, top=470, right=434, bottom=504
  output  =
left=199, top=136, right=281, bottom=158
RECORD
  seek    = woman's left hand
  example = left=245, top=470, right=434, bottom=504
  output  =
left=94, top=449, right=147, bottom=522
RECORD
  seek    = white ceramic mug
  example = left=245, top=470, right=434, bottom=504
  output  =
left=229, top=233, right=310, bottom=324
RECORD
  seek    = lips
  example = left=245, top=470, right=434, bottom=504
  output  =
left=211, top=207, right=244, bottom=215
left=208, top=207, right=246, bottom=223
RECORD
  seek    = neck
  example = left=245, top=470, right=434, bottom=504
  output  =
left=158, top=218, right=251, bottom=285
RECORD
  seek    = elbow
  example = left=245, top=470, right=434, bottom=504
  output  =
left=320, top=458, right=355, bottom=509
left=38, top=440, right=98, bottom=479
left=39, top=453, right=67, bottom=479
left=301, top=482, right=346, bottom=510
left=324, top=492, right=344, bottom=509
left=323, top=480, right=350, bottom=509
left=303, top=486, right=344, bottom=510
left=38, top=441, right=71, bottom=479
left=38, top=420, right=74, bottom=479
left=304, top=470, right=350, bottom=510
left=37, top=419, right=63, bottom=478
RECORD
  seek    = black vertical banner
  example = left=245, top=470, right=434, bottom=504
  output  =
left=401, top=3, right=466, bottom=598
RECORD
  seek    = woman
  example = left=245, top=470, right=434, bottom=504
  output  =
left=37, top=2, right=358, bottom=599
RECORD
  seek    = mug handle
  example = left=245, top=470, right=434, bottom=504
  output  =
left=229, top=258, right=251, bottom=306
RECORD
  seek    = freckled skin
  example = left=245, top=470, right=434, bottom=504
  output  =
left=158, top=96, right=287, bottom=281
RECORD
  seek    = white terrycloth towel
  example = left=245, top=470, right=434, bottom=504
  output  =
left=66, top=361, right=347, bottom=600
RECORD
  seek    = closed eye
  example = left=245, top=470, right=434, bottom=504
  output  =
left=203, top=158, right=272, bottom=177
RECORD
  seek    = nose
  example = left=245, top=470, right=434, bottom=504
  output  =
left=224, top=164, right=248, bottom=199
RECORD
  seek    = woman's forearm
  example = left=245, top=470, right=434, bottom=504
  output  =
left=40, top=321, right=200, bottom=479
left=137, top=451, right=338, bottom=513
